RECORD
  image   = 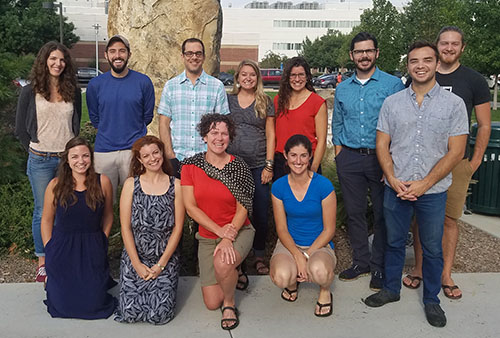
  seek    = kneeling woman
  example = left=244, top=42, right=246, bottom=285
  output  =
left=41, top=137, right=115, bottom=319
left=270, top=134, right=337, bottom=317
left=115, top=136, right=184, bottom=325
left=181, top=113, right=255, bottom=330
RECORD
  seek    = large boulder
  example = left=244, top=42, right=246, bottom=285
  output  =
left=107, top=0, right=223, bottom=134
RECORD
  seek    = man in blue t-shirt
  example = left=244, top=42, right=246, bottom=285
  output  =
left=87, top=35, right=155, bottom=201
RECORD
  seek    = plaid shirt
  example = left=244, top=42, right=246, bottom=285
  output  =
left=158, top=70, right=229, bottom=160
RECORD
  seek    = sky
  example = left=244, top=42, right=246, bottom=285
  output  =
left=220, top=0, right=408, bottom=8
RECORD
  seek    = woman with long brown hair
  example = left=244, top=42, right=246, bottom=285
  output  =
left=15, top=41, right=81, bottom=283
left=273, top=57, right=327, bottom=180
left=41, top=137, right=115, bottom=319
left=115, top=136, right=184, bottom=325
left=227, top=59, right=275, bottom=277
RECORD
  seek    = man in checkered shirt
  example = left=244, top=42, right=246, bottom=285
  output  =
left=158, top=38, right=229, bottom=177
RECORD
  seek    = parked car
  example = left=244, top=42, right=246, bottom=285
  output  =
left=484, top=75, right=500, bottom=89
left=217, top=72, right=234, bottom=86
left=313, top=74, right=331, bottom=87
left=12, top=78, right=29, bottom=88
left=260, top=69, right=282, bottom=85
left=319, top=74, right=337, bottom=88
left=341, top=70, right=354, bottom=81
left=77, top=67, right=102, bottom=83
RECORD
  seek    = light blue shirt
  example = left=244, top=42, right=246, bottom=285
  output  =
left=332, top=67, right=405, bottom=149
left=377, top=82, right=469, bottom=194
left=157, top=70, right=229, bottom=160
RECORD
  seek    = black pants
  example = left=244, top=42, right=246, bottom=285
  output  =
left=335, top=148, right=385, bottom=272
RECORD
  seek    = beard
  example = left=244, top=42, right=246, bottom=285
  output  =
left=355, top=57, right=376, bottom=72
left=108, top=57, right=128, bottom=74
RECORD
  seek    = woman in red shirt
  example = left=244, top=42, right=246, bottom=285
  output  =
left=274, top=57, right=327, bottom=180
left=181, top=114, right=255, bottom=330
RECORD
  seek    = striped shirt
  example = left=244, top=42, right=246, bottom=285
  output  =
left=158, top=70, right=229, bottom=160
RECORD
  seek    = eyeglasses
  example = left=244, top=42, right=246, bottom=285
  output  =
left=183, top=51, right=204, bottom=58
left=352, top=49, right=377, bottom=56
left=290, top=73, right=306, bottom=79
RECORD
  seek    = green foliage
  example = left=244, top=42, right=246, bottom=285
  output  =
left=301, top=30, right=348, bottom=70
left=226, top=69, right=236, bottom=75
left=0, top=133, right=27, bottom=185
left=0, top=52, right=34, bottom=107
left=357, top=0, right=404, bottom=72
left=320, top=151, right=347, bottom=229
left=0, top=0, right=79, bottom=55
left=0, top=177, right=34, bottom=256
left=260, top=51, right=288, bottom=69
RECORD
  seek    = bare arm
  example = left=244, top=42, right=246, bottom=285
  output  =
left=261, top=116, right=276, bottom=184
left=376, top=131, right=407, bottom=195
left=306, top=191, right=337, bottom=255
left=470, top=102, right=491, bottom=172
left=119, top=177, right=153, bottom=279
left=40, top=179, right=57, bottom=246
left=311, top=102, right=327, bottom=172
left=100, top=174, right=113, bottom=237
left=158, top=115, right=176, bottom=159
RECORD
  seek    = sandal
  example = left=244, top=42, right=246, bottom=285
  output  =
left=254, top=259, right=269, bottom=275
left=442, top=284, right=462, bottom=300
left=236, top=270, right=249, bottom=291
left=315, top=292, right=333, bottom=317
left=403, top=274, right=422, bottom=289
left=221, top=306, right=239, bottom=330
left=281, top=282, right=299, bottom=302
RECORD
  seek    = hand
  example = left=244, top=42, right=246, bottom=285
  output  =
left=335, top=145, right=342, bottom=156
left=214, top=238, right=236, bottom=265
left=380, top=174, right=385, bottom=183
left=147, top=263, right=163, bottom=280
left=469, top=159, right=480, bottom=173
left=219, top=223, right=237, bottom=241
left=294, top=252, right=309, bottom=282
left=133, top=262, right=154, bottom=280
left=261, top=168, right=273, bottom=184
left=400, top=179, right=431, bottom=200
left=386, top=176, right=409, bottom=197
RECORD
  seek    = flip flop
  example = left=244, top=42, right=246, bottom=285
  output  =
left=403, top=274, right=422, bottom=289
left=254, top=259, right=269, bottom=275
left=281, top=283, right=300, bottom=302
left=221, top=306, right=239, bottom=330
left=315, top=292, right=333, bottom=317
left=442, top=284, right=462, bottom=300
left=236, top=271, right=249, bottom=291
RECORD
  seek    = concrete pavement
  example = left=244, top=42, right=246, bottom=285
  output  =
left=1, top=273, right=499, bottom=338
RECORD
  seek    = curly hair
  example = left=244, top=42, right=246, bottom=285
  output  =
left=197, top=113, right=236, bottom=141
left=277, top=57, right=315, bottom=117
left=129, top=136, right=173, bottom=177
left=29, top=41, right=77, bottom=103
left=230, top=59, right=271, bottom=119
left=53, top=137, right=104, bottom=211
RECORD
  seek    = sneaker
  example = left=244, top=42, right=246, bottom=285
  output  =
left=364, top=289, right=400, bottom=307
left=424, top=303, right=447, bottom=327
left=369, top=270, right=384, bottom=291
left=35, top=264, right=46, bottom=283
left=339, top=264, right=370, bottom=281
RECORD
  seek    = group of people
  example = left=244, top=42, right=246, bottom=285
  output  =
left=14, top=25, right=491, bottom=329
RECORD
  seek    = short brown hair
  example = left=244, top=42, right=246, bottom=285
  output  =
left=197, top=113, right=236, bottom=141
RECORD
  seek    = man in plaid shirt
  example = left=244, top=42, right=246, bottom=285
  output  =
left=158, top=38, right=229, bottom=177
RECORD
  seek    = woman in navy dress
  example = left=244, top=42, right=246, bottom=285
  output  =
left=41, top=137, right=115, bottom=319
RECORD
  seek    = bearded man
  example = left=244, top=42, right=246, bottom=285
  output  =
left=87, top=35, right=155, bottom=200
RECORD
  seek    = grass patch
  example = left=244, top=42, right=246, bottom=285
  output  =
left=81, top=92, right=89, bottom=125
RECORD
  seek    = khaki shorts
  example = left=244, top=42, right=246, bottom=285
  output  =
left=271, top=239, right=337, bottom=266
left=446, top=158, right=475, bottom=220
left=196, top=225, right=255, bottom=287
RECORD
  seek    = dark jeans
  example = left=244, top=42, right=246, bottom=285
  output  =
left=335, top=148, right=385, bottom=272
left=383, top=186, right=446, bottom=304
left=250, top=167, right=270, bottom=256
left=273, top=152, right=322, bottom=182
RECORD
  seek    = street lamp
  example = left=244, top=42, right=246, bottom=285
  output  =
left=92, top=24, right=101, bottom=75
left=42, top=2, right=63, bottom=44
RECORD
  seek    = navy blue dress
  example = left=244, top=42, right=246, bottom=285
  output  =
left=44, top=188, right=116, bottom=319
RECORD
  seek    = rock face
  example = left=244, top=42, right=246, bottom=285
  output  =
left=107, top=0, right=223, bottom=135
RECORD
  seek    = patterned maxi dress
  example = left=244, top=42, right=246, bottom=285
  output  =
left=114, top=176, right=180, bottom=325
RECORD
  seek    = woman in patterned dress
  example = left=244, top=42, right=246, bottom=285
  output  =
left=115, top=135, right=184, bottom=325
left=181, top=113, right=255, bottom=330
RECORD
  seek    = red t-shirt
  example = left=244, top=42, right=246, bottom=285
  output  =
left=274, top=92, right=325, bottom=154
left=181, top=158, right=250, bottom=239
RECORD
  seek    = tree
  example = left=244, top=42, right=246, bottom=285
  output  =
left=357, top=0, right=404, bottom=72
left=260, top=51, right=288, bottom=69
left=0, top=0, right=79, bottom=55
left=300, top=30, right=347, bottom=71
left=462, top=0, right=500, bottom=108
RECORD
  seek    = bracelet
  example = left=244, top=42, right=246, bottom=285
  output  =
left=302, top=251, right=310, bottom=260
left=157, top=263, right=165, bottom=271
left=264, top=166, right=273, bottom=172
left=265, top=159, right=274, bottom=166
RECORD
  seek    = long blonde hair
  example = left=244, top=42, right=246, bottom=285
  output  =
left=230, top=59, right=270, bottom=119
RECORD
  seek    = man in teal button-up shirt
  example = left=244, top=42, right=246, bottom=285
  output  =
left=332, top=32, right=404, bottom=291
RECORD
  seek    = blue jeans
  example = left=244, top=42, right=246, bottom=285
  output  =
left=27, top=152, right=60, bottom=257
left=251, top=167, right=270, bottom=257
left=383, top=186, right=446, bottom=304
